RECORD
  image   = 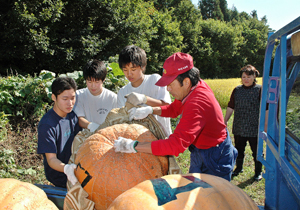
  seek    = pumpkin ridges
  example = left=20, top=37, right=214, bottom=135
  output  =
left=131, top=125, right=169, bottom=176
left=0, top=178, right=17, bottom=203
left=96, top=127, right=118, bottom=144
left=107, top=182, right=164, bottom=210
left=196, top=174, right=256, bottom=208
left=75, top=133, right=111, bottom=168
left=132, top=153, right=166, bottom=179
left=108, top=173, right=258, bottom=210
left=75, top=123, right=169, bottom=210
left=123, top=124, right=168, bottom=178
left=123, top=124, right=148, bottom=141
left=0, top=178, right=58, bottom=210
left=76, top=131, right=117, bottom=196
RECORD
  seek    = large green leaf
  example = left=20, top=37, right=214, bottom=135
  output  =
left=109, top=62, right=124, bottom=76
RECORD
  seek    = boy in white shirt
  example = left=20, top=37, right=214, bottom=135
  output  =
left=117, top=45, right=172, bottom=137
left=74, top=59, right=118, bottom=132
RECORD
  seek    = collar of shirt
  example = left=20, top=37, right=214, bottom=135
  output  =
left=181, top=81, right=200, bottom=105
left=242, top=83, right=256, bottom=89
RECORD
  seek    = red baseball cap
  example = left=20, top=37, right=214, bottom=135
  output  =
left=155, top=52, right=194, bottom=87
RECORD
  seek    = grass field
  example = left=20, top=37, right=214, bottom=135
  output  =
left=175, top=77, right=265, bottom=206
left=205, top=77, right=263, bottom=108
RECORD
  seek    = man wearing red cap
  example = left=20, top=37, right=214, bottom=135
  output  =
left=114, top=52, right=238, bottom=181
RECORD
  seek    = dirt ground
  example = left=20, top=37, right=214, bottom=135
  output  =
left=1, top=118, right=46, bottom=183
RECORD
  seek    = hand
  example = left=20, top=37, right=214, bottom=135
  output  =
left=64, top=164, right=78, bottom=185
left=128, top=106, right=153, bottom=121
left=125, top=92, right=147, bottom=106
left=114, top=137, right=138, bottom=153
left=87, top=122, right=100, bottom=132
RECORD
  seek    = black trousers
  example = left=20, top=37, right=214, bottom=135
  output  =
left=234, top=135, right=258, bottom=161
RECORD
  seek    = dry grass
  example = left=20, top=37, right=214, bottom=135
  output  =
left=205, top=77, right=263, bottom=108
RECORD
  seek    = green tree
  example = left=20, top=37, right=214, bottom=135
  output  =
left=147, top=9, right=183, bottom=74
left=171, top=0, right=203, bottom=64
left=146, top=0, right=182, bottom=11
left=219, top=0, right=229, bottom=21
left=199, top=0, right=224, bottom=21
left=228, top=5, right=239, bottom=22
left=0, top=0, right=65, bottom=74
left=251, top=10, right=258, bottom=19
left=238, top=18, right=269, bottom=71
left=0, top=0, right=269, bottom=80
left=0, top=0, right=183, bottom=75
left=195, top=19, right=244, bottom=78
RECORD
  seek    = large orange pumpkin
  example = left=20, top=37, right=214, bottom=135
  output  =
left=108, top=173, right=259, bottom=210
left=0, top=178, right=58, bottom=210
left=74, top=123, right=168, bottom=210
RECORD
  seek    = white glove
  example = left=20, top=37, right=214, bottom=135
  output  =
left=87, top=122, right=99, bottom=132
left=128, top=106, right=153, bottom=121
left=114, top=137, right=139, bottom=153
left=125, top=92, right=147, bottom=106
left=64, top=164, right=78, bottom=185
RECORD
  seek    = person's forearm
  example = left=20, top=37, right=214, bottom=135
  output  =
left=46, top=154, right=65, bottom=172
left=78, top=117, right=90, bottom=129
left=135, top=142, right=153, bottom=154
left=224, top=107, right=234, bottom=124
left=146, top=96, right=169, bottom=107
left=152, top=106, right=162, bottom=116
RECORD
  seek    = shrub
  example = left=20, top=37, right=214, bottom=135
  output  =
left=0, top=62, right=127, bottom=124
left=0, top=73, right=54, bottom=123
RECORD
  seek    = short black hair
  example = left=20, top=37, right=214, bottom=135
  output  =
left=51, top=77, right=77, bottom=97
left=176, top=67, right=200, bottom=87
left=240, top=64, right=260, bottom=83
left=83, top=59, right=107, bottom=81
left=118, top=45, right=147, bottom=73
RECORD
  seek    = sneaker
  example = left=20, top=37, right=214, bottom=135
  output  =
left=254, top=173, right=262, bottom=181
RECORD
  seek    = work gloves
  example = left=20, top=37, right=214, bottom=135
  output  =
left=64, top=164, right=78, bottom=185
left=128, top=106, right=153, bottom=121
left=87, top=122, right=99, bottom=133
left=114, top=137, right=139, bottom=153
left=125, top=92, right=147, bottom=106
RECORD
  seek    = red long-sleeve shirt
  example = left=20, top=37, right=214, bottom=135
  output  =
left=151, top=80, right=226, bottom=156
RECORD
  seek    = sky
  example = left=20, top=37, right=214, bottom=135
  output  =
left=191, top=0, right=300, bottom=31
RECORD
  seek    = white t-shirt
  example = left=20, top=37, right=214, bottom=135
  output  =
left=74, top=87, right=117, bottom=125
left=117, top=74, right=172, bottom=137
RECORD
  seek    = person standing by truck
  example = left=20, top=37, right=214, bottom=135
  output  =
left=224, top=64, right=263, bottom=181
left=37, top=77, right=81, bottom=188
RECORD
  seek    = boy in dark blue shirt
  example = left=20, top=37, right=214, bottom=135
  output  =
left=38, top=77, right=82, bottom=188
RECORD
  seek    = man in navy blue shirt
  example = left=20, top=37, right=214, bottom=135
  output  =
left=38, top=77, right=82, bottom=188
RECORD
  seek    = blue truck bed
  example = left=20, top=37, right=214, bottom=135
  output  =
left=257, top=16, right=300, bottom=209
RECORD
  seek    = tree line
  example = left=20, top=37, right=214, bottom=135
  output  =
left=0, top=0, right=271, bottom=78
